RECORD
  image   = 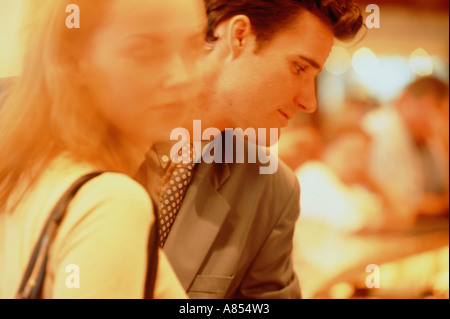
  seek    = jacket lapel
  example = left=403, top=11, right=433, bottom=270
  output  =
left=163, top=160, right=231, bottom=290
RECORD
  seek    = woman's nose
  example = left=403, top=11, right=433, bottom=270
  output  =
left=163, top=54, right=191, bottom=89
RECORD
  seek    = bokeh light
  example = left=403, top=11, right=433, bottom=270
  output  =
left=352, top=48, right=380, bottom=77
left=410, top=47, right=434, bottom=76
left=325, top=46, right=352, bottom=75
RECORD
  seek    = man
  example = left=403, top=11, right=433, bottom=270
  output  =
left=144, top=0, right=363, bottom=299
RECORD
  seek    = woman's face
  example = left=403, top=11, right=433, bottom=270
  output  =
left=81, top=0, right=206, bottom=152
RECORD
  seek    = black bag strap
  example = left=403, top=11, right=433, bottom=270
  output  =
left=144, top=201, right=160, bottom=299
left=16, top=171, right=160, bottom=299
left=16, top=172, right=104, bottom=299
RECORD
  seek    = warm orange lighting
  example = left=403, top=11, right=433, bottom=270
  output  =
left=352, top=48, right=379, bottom=77
left=325, top=46, right=352, bottom=75
left=410, top=48, right=434, bottom=76
left=329, top=282, right=355, bottom=299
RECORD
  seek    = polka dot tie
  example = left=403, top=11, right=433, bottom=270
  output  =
left=158, top=144, right=196, bottom=248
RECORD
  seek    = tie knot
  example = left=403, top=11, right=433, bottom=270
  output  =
left=178, top=143, right=197, bottom=166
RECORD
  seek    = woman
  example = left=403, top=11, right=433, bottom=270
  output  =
left=0, top=0, right=206, bottom=298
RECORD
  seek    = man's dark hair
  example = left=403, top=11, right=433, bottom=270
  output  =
left=205, top=0, right=364, bottom=49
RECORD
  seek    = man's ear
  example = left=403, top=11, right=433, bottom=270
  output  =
left=227, top=15, right=252, bottom=58
left=213, top=15, right=253, bottom=60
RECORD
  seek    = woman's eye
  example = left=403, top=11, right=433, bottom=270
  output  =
left=129, top=47, right=162, bottom=61
left=120, top=43, right=160, bottom=63
left=294, top=62, right=307, bottom=75
left=130, top=52, right=152, bottom=61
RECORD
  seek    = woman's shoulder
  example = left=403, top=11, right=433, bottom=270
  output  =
left=50, top=167, right=155, bottom=268
left=46, top=155, right=154, bottom=225
left=52, top=154, right=152, bottom=207
left=78, top=172, right=152, bottom=212
left=47, top=173, right=155, bottom=299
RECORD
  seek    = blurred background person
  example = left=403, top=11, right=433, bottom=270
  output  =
left=0, top=0, right=206, bottom=299
left=363, top=76, right=449, bottom=220
left=296, top=125, right=410, bottom=233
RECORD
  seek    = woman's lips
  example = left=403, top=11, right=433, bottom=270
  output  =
left=277, top=110, right=290, bottom=126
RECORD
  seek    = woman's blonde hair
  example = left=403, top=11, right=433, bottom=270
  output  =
left=0, top=0, right=142, bottom=211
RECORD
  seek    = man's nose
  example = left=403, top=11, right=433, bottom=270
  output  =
left=294, top=80, right=318, bottom=114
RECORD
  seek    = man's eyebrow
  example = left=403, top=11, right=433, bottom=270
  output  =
left=298, top=55, right=322, bottom=71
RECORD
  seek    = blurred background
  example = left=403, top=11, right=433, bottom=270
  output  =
left=1, top=0, right=449, bottom=299
left=280, top=0, right=449, bottom=299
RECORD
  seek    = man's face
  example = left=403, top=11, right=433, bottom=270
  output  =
left=203, top=10, right=334, bottom=135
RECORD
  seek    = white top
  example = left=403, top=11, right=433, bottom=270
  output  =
left=0, top=154, right=186, bottom=299
left=362, top=106, right=425, bottom=217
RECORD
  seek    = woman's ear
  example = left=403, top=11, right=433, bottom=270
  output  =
left=224, top=15, right=253, bottom=59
